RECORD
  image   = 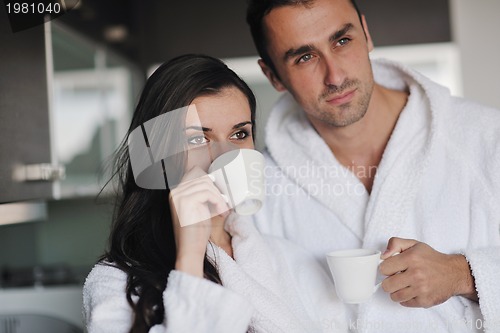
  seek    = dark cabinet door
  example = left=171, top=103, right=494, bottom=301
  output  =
left=0, top=14, right=54, bottom=203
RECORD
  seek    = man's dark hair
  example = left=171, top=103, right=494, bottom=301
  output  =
left=246, top=0, right=363, bottom=75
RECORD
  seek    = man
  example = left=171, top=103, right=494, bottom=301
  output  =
left=247, top=0, right=500, bottom=331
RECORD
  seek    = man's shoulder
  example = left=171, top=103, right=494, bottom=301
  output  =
left=260, top=148, right=294, bottom=185
left=261, top=148, right=279, bottom=173
left=444, top=95, right=500, bottom=134
left=449, top=96, right=500, bottom=120
left=439, top=96, right=500, bottom=171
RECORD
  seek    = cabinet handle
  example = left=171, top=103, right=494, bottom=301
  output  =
left=13, top=164, right=66, bottom=182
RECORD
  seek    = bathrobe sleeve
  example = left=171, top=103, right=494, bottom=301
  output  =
left=83, top=264, right=254, bottom=333
left=464, top=154, right=500, bottom=332
left=465, top=247, right=500, bottom=332
left=460, top=115, right=500, bottom=333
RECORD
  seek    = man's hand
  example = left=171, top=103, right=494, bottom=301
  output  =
left=379, top=237, right=478, bottom=308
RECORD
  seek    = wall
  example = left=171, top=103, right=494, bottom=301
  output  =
left=357, top=0, right=450, bottom=47
left=135, top=0, right=451, bottom=68
left=57, top=0, right=451, bottom=70
left=449, top=0, right=500, bottom=108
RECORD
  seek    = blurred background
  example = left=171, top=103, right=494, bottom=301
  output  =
left=1, top=0, right=499, bottom=331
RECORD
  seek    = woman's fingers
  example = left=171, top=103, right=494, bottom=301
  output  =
left=170, top=170, right=230, bottom=227
left=175, top=177, right=228, bottom=210
left=173, top=176, right=223, bottom=203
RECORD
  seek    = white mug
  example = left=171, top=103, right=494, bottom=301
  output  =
left=326, top=248, right=385, bottom=304
left=208, top=149, right=265, bottom=216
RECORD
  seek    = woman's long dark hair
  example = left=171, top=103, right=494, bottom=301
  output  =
left=103, top=54, right=256, bottom=332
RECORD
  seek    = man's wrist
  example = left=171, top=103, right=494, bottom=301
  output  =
left=452, top=254, right=478, bottom=301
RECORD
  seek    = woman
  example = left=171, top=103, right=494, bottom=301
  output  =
left=83, top=54, right=346, bottom=333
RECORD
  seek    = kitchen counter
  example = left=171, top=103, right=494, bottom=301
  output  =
left=0, top=285, right=83, bottom=329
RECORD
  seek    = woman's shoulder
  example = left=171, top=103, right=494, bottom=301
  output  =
left=83, top=261, right=128, bottom=296
left=82, top=261, right=132, bottom=325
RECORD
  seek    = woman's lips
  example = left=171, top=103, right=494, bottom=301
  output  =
left=325, top=89, right=356, bottom=105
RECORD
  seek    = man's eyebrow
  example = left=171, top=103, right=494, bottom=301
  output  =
left=283, top=23, right=355, bottom=62
left=232, top=121, right=252, bottom=129
left=284, top=45, right=315, bottom=62
left=185, top=126, right=212, bottom=132
left=329, top=23, right=354, bottom=43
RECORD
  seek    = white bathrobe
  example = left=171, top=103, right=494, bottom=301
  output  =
left=83, top=214, right=348, bottom=333
left=253, top=58, right=500, bottom=333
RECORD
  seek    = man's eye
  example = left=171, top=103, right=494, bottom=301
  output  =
left=187, top=136, right=208, bottom=145
left=337, top=38, right=351, bottom=46
left=230, top=130, right=249, bottom=140
left=298, top=54, right=313, bottom=63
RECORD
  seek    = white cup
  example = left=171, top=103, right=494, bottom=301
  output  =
left=326, top=248, right=384, bottom=304
left=208, top=149, right=265, bottom=216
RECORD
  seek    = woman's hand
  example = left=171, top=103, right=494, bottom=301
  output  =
left=169, top=166, right=229, bottom=277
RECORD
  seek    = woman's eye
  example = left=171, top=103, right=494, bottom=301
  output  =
left=297, top=54, right=313, bottom=63
left=187, top=135, right=208, bottom=145
left=230, top=130, right=249, bottom=140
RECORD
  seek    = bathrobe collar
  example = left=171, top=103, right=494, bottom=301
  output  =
left=265, top=58, right=450, bottom=245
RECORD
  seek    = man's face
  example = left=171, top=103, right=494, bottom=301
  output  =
left=261, top=0, right=375, bottom=127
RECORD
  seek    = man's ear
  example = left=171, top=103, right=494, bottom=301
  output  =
left=361, top=15, right=374, bottom=52
left=258, top=59, right=287, bottom=92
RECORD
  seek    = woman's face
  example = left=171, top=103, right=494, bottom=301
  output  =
left=184, top=86, right=254, bottom=172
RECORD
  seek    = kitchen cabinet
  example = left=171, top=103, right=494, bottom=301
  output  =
left=0, top=16, right=143, bottom=208
left=0, top=10, right=60, bottom=204
left=50, top=22, right=143, bottom=198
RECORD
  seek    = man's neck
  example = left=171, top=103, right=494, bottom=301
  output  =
left=308, top=84, right=408, bottom=193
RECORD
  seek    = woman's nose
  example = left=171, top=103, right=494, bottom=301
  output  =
left=208, top=141, right=239, bottom=162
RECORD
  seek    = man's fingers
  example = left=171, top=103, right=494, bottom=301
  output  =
left=400, top=298, right=418, bottom=308
left=381, top=237, right=419, bottom=259
left=389, top=286, right=416, bottom=304
left=381, top=272, right=410, bottom=294
left=400, top=297, right=428, bottom=308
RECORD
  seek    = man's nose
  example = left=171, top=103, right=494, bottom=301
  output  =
left=323, top=54, right=346, bottom=87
